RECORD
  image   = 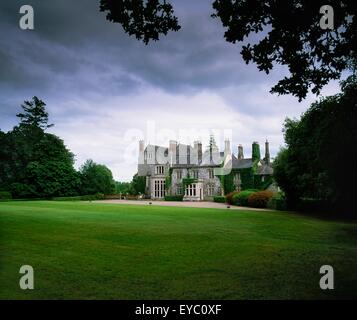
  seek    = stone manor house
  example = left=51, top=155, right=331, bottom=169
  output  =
left=137, top=138, right=274, bottom=201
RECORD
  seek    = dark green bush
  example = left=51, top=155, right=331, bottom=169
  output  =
left=247, top=191, right=274, bottom=208
left=81, top=193, right=105, bottom=201
left=232, top=190, right=256, bottom=206
left=267, top=193, right=287, bottom=210
left=164, top=195, right=184, bottom=201
left=213, top=196, right=226, bottom=203
left=0, top=191, right=12, bottom=199
left=53, top=196, right=82, bottom=201
left=53, top=193, right=105, bottom=201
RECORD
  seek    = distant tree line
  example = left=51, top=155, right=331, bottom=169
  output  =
left=0, top=97, right=116, bottom=199
left=115, top=174, right=146, bottom=196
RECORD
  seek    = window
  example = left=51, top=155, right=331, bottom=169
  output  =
left=191, top=170, right=198, bottom=179
left=176, top=170, right=182, bottom=180
left=185, top=184, right=197, bottom=197
left=176, top=185, right=183, bottom=195
left=207, top=184, right=214, bottom=196
left=154, top=179, right=166, bottom=198
left=156, top=165, right=164, bottom=175
left=208, top=169, right=214, bottom=179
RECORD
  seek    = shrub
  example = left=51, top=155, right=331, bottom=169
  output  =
left=81, top=193, right=105, bottom=201
left=104, top=194, right=123, bottom=200
left=247, top=191, right=274, bottom=208
left=0, top=191, right=12, bottom=199
left=53, top=196, right=82, bottom=201
left=125, top=194, right=139, bottom=200
left=225, top=191, right=240, bottom=205
left=53, top=193, right=105, bottom=201
left=213, top=196, right=226, bottom=203
left=164, top=195, right=184, bottom=201
left=232, top=190, right=256, bottom=206
left=267, top=193, right=287, bottom=210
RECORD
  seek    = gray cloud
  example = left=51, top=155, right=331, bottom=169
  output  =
left=0, top=0, right=341, bottom=180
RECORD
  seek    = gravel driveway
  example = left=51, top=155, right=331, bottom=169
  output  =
left=95, top=199, right=270, bottom=211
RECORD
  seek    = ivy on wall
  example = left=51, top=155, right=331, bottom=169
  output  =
left=182, top=177, right=198, bottom=187
left=165, top=167, right=173, bottom=191
left=217, top=167, right=266, bottom=195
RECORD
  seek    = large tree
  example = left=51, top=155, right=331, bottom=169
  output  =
left=273, top=75, right=357, bottom=214
left=16, top=96, right=53, bottom=129
left=0, top=98, right=80, bottom=198
left=130, top=173, right=146, bottom=195
left=99, top=0, right=356, bottom=100
left=79, top=159, right=116, bottom=195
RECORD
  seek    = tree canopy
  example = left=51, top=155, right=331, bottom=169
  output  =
left=273, top=75, right=357, bottom=214
left=0, top=98, right=116, bottom=198
left=99, top=0, right=356, bottom=100
left=100, top=0, right=180, bottom=44
left=0, top=103, right=79, bottom=198
left=16, top=96, right=53, bottom=129
left=79, top=159, right=116, bottom=195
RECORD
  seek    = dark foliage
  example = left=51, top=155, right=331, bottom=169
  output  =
left=273, top=75, right=357, bottom=214
left=100, top=1, right=356, bottom=99
left=79, top=159, right=116, bottom=195
left=164, top=195, right=183, bottom=201
left=100, top=0, right=181, bottom=44
left=213, top=195, right=226, bottom=203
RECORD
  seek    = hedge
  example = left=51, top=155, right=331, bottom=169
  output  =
left=0, top=191, right=12, bottom=199
left=247, top=191, right=274, bottom=208
left=164, top=195, right=184, bottom=201
left=232, top=190, right=256, bottom=206
left=104, top=194, right=123, bottom=200
left=53, top=193, right=105, bottom=201
left=213, top=196, right=226, bottom=203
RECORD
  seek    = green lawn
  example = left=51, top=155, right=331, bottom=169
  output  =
left=0, top=201, right=356, bottom=299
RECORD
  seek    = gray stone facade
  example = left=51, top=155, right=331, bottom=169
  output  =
left=137, top=139, right=273, bottom=201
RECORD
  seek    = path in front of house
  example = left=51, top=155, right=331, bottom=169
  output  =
left=95, top=199, right=270, bottom=211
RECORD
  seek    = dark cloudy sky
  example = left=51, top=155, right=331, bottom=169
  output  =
left=0, top=0, right=340, bottom=181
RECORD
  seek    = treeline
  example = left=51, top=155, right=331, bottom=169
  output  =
left=0, top=97, right=116, bottom=199
left=273, top=75, right=357, bottom=216
left=115, top=174, right=146, bottom=196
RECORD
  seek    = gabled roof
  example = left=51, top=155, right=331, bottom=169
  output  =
left=257, top=163, right=273, bottom=175
left=232, top=155, right=253, bottom=169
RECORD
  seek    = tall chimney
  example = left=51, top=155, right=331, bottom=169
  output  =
left=224, top=139, right=231, bottom=157
left=194, top=141, right=202, bottom=164
left=238, top=144, right=244, bottom=160
left=139, top=140, right=145, bottom=164
left=265, top=139, right=270, bottom=165
left=252, top=141, right=261, bottom=162
left=169, top=140, right=177, bottom=164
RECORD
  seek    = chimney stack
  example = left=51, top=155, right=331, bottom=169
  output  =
left=224, top=139, right=231, bottom=157
left=169, top=140, right=177, bottom=164
left=264, top=139, right=270, bottom=165
left=252, top=141, right=261, bottom=162
left=238, top=144, right=244, bottom=160
left=194, top=140, right=202, bottom=164
left=139, top=140, right=145, bottom=164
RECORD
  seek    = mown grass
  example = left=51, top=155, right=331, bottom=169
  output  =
left=0, top=201, right=356, bottom=299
